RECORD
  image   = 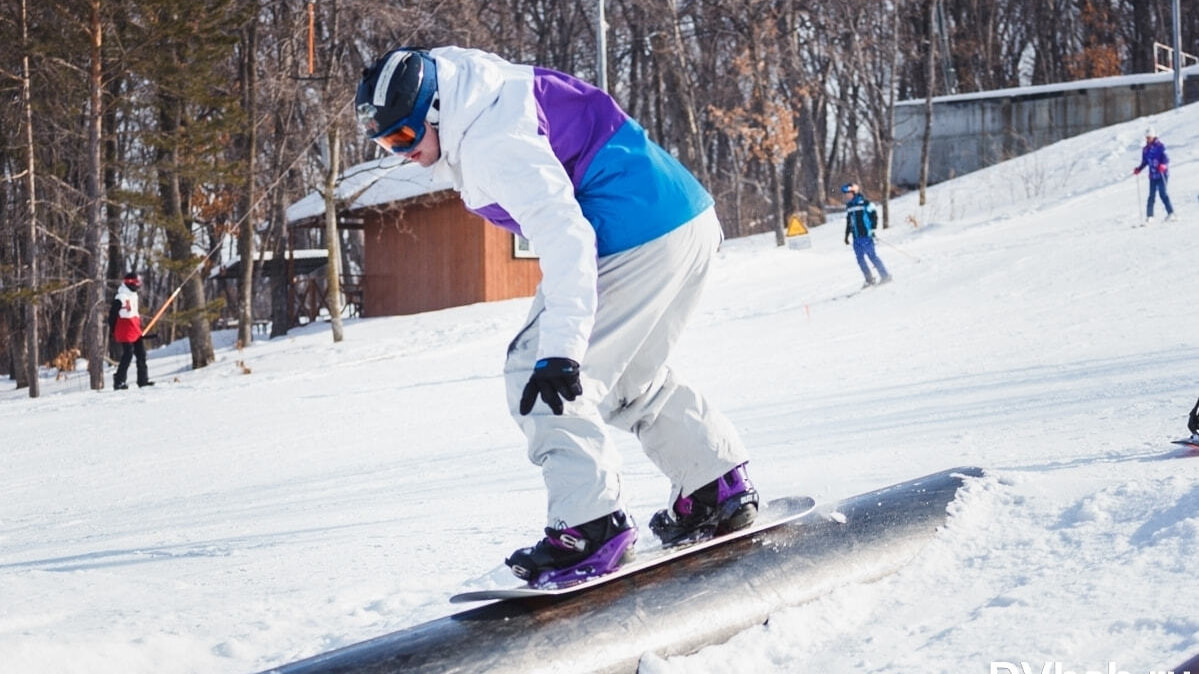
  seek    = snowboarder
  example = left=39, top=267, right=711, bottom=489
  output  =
left=355, top=47, right=758, bottom=584
left=842, top=183, right=891, bottom=288
left=1133, top=126, right=1174, bottom=225
left=108, top=272, right=154, bottom=390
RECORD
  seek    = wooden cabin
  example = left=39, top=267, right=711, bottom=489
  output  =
left=286, top=157, right=541, bottom=319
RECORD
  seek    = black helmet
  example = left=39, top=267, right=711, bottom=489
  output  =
left=356, top=49, right=438, bottom=153
left=123, top=272, right=141, bottom=290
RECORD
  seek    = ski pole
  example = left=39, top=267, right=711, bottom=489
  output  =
left=141, top=238, right=225, bottom=337
left=1135, top=171, right=1143, bottom=223
left=874, top=235, right=921, bottom=263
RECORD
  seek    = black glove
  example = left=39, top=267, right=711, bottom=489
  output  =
left=1188, top=397, right=1199, bottom=435
left=519, top=357, right=582, bottom=415
left=843, top=238, right=849, bottom=246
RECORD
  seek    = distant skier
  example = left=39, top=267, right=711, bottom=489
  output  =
left=842, top=183, right=891, bottom=288
left=1133, top=127, right=1174, bottom=225
left=108, top=272, right=154, bottom=390
left=355, top=47, right=759, bottom=585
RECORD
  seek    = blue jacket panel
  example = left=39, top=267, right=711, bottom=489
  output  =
left=576, top=119, right=714, bottom=256
left=845, top=194, right=877, bottom=240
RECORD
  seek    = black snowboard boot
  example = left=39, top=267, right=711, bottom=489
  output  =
left=505, top=510, right=636, bottom=583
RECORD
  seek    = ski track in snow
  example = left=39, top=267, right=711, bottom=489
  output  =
left=645, top=469, right=1199, bottom=673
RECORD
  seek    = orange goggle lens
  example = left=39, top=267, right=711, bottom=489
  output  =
left=373, top=125, right=419, bottom=153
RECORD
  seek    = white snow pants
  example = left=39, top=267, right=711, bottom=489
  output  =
left=504, top=207, right=749, bottom=529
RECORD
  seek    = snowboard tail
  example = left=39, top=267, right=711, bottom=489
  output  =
left=451, top=495, right=817, bottom=603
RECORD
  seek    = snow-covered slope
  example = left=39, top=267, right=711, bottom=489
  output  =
left=3, top=103, right=1198, bottom=674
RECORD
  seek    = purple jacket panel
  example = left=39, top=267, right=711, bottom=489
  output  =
left=1138, top=139, right=1169, bottom=179
left=531, top=67, right=628, bottom=190
left=472, top=203, right=522, bottom=235
left=465, top=68, right=629, bottom=237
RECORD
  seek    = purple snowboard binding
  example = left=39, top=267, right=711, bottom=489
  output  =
left=531, top=527, right=638, bottom=589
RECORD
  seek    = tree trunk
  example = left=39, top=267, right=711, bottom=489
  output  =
left=1131, top=0, right=1153, bottom=74
left=918, top=0, right=937, bottom=206
left=84, top=0, right=106, bottom=390
left=771, top=169, right=786, bottom=247
left=157, top=92, right=215, bottom=369
left=323, top=125, right=344, bottom=343
left=314, top=0, right=343, bottom=342
left=803, top=95, right=826, bottom=204
left=9, top=310, right=29, bottom=389
left=881, top=0, right=901, bottom=229
left=236, top=15, right=258, bottom=349
left=729, top=147, right=745, bottom=238
left=19, top=0, right=39, bottom=398
left=104, top=70, right=123, bottom=365
left=269, top=178, right=292, bottom=338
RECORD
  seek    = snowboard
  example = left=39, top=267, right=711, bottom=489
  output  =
left=450, top=495, right=817, bottom=603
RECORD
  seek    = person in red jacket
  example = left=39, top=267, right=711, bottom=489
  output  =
left=108, top=272, right=154, bottom=390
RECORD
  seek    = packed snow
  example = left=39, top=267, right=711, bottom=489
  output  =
left=3, top=104, right=1198, bottom=674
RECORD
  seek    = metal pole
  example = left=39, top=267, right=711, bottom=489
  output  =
left=1135, top=171, right=1144, bottom=224
left=597, top=0, right=608, bottom=92
left=875, top=235, right=922, bottom=263
left=1173, top=0, right=1183, bottom=108
left=141, top=238, right=224, bottom=336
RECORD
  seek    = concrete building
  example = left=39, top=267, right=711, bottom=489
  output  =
left=892, top=65, right=1199, bottom=187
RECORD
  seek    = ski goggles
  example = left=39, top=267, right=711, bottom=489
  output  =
left=373, top=122, right=423, bottom=154
left=357, top=104, right=426, bottom=154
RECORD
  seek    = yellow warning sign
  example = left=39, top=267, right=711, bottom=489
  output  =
left=786, top=214, right=808, bottom=237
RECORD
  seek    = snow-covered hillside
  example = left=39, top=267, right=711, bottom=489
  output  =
left=3, top=104, right=1198, bottom=674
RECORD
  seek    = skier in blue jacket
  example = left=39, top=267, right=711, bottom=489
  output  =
left=1133, top=126, right=1174, bottom=224
left=355, top=47, right=758, bottom=587
left=842, top=183, right=891, bottom=287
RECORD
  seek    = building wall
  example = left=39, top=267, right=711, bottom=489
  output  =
left=892, top=70, right=1199, bottom=187
left=481, top=225, right=541, bottom=302
left=360, top=197, right=540, bottom=317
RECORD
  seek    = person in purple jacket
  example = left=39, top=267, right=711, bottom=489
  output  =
left=355, top=47, right=759, bottom=586
left=1133, top=126, right=1174, bottom=224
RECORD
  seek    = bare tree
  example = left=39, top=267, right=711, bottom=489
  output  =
left=235, top=4, right=259, bottom=348
left=83, top=0, right=106, bottom=390
left=322, top=122, right=345, bottom=343
left=315, top=0, right=348, bottom=343
left=881, top=0, right=902, bottom=227
left=19, top=0, right=40, bottom=397
left=919, top=0, right=938, bottom=205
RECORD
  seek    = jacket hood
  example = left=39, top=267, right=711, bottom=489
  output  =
left=428, top=46, right=519, bottom=175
